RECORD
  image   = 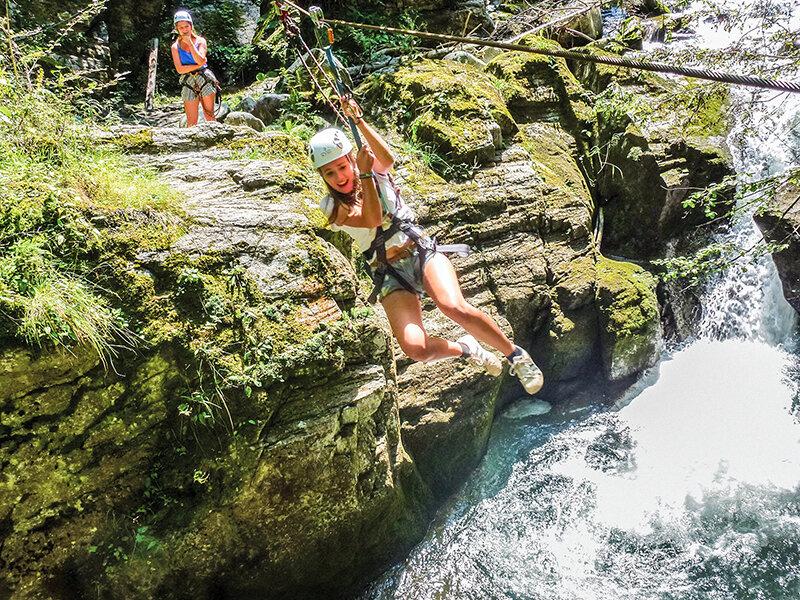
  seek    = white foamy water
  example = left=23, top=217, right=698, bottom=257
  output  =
left=364, top=340, right=800, bottom=600
left=603, top=340, right=800, bottom=531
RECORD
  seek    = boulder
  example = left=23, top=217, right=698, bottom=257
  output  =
left=553, top=3, right=604, bottom=48
left=237, top=96, right=257, bottom=113
left=624, top=0, right=671, bottom=17
left=422, top=0, right=494, bottom=36
left=486, top=36, right=594, bottom=137
left=215, top=101, right=231, bottom=122
left=359, top=59, right=516, bottom=176
left=595, top=256, right=663, bottom=380
left=753, top=179, right=800, bottom=313
left=222, top=110, right=266, bottom=131
left=443, top=50, right=487, bottom=69
left=251, top=93, right=290, bottom=125
left=1, top=125, right=429, bottom=600
left=573, top=57, right=736, bottom=259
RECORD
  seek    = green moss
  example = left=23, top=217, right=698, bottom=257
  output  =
left=111, top=129, right=155, bottom=153
left=617, top=17, right=644, bottom=50
left=542, top=301, right=599, bottom=380
left=595, top=256, right=661, bottom=379
left=223, top=133, right=308, bottom=164
left=670, top=83, right=731, bottom=138
left=486, top=36, right=593, bottom=137
left=358, top=59, right=516, bottom=176
left=596, top=257, right=658, bottom=335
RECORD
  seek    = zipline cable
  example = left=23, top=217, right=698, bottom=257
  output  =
left=316, top=17, right=800, bottom=94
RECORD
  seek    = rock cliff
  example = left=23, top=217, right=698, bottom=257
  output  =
left=1, top=42, right=733, bottom=599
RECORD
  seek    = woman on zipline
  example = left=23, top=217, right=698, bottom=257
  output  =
left=170, top=10, right=217, bottom=127
left=309, top=99, right=543, bottom=394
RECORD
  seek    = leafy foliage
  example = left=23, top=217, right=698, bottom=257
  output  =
left=653, top=168, right=800, bottom=287
left=336, top=4, right=421, bottom=64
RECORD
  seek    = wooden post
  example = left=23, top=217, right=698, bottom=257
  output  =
left=145, top=37, right=158, bottom=111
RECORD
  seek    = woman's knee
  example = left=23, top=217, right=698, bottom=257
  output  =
left=438, top=300, right=477, bottom=324
left=398, top=339, right=436, bottom=362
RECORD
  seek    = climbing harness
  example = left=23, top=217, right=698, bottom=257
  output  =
left=360, top=179, right=470, bottom=304
left=181, top=66, right=221, bottom=103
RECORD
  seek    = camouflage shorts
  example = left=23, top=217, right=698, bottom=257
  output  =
left=379, top=246, right=437, bottom=300
left=180, top=69, right=217, bottom=101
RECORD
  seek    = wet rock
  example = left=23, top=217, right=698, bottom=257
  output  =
left=753, top=179, right=800, bottom=314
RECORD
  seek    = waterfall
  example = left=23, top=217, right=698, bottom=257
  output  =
left=362, top=2, right=800, bottom=598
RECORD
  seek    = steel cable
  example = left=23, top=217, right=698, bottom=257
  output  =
left=320, top=18, right=800, bottom=94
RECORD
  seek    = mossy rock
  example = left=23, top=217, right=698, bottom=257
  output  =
left=568, top=44, right=661, bottom=94
left=625, top=0, right=671, bottom=17
left=595, top=256, right=662, bottom=380
left=540, top=301, right=600, bottom=382
left=108, top=127, right=155, bottom=153
left=486, top=36, right=593, bottom=137
left=617, top=16, right=645, bottom=50
left=589, top=81, right=734, bottom=258
left=358, top=59, right=516, bottom=176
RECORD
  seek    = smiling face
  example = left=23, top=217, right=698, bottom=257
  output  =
left=175, top=21, right=193, bottom=36
left=319, top=155, right=355, bottom=194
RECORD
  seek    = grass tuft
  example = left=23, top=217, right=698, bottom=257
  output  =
left=0, top=66, right=182, bottom=361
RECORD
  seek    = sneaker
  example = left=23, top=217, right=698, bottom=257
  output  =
left=457, top=334, right=503, bottom=376
left=508, top=345, right=544, bottom=395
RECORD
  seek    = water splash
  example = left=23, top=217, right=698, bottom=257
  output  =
left=364, top=342, right=800, bottom=600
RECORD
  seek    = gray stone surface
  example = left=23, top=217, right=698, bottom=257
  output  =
left=224, top=110, right=266, bottom=131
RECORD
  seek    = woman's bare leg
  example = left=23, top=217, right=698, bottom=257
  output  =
left=200, top=93, right=216, bottom=122
left=184, top=98, right=200, bottom=126
left=381, top=289, right=463, bottom=362
left=423, top=253, right=515, bottom=356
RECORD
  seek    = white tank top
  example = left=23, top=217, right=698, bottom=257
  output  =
left=319, top=171, right=416, bottom=255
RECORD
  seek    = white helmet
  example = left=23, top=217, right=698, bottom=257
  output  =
left=309, top=128, right=353, bottom=168
left=174, top=10, right=193, bottom=25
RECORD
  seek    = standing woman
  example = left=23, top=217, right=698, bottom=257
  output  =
left=171, top=10, right=217, bottom=126
left=309, top=99, right=544, bottom=394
